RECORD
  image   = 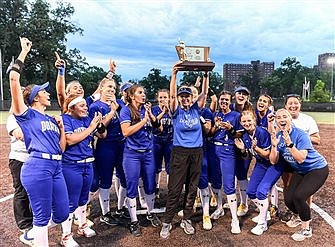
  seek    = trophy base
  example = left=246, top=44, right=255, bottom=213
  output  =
left=178, top=61, right=215, bottom=71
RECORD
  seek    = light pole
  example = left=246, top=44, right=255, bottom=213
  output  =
left=328, top=57, right=335, bottom=101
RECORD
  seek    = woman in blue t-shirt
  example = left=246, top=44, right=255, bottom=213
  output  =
left=269, top=108, right=328, bottom=242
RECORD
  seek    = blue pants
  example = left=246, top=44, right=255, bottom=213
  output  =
left=62, top=162, right=94, bottom=213
left=94, top=141, right=126, bottom=189
left=123, top=148, right=156, bottom=199
left=153, top=137, right=173, bottom=174
left=247, top=162, right=284, bottom=200
left=235, top=154, right=251, bottom=180
left=215, top=145, right=236, bottom=195
left=207, top=142, right=221, bottom=189
left=21, top=157, right=69, bottom=226
left=198, top=147, right=209, bottom=189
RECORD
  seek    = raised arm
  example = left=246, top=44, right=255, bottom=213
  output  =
left=169, top=62, right=182, bottom=113
left=9, top=37, right=31, bottom=115
left=55, top=51, right=66, bottom=111
left=197, top=72, right=209, bottom=108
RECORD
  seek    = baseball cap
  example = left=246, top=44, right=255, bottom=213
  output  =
left=177, top=86, right=193, bottom=96
left=120, top=82, right=133, bottom=92
left=234, top=86, right=250, bottom=95
left=27, top=82, right=50, bottom=105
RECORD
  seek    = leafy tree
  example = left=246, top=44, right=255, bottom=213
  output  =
left=139, top=68, right=170, bottom=101
left=310, top=80, right=330, bottom=102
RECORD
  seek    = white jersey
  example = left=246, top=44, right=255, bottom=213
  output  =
left=292, top=112, right=319, bottom=136
left=6, top=114, right=29, bottom=163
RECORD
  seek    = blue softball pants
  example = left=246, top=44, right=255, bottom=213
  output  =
left=21, top=157, right=69, bottom=226
left=235, top=154, right=251, bottom=180
left=207, top=142, right=221, bottom=190
left=198, top=145, right=209, bottom=190
left=153, top=136, right=173, bottom=175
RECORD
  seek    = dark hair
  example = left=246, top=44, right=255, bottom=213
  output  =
left=258, top=94, right=273, bottom=105
left=126, top=84, right=144, bottom=123
left=22, top=84, right=34, bottom=105
left=218, top=90, right=233, bottom=101
left=156, top=88, right=169, bottom=98
left=285, top=94, right=302, bottom=105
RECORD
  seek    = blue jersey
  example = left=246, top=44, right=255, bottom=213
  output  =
left=15, top=108, right=62, bottom=155
left=62, top=114, right=94, bottom=162
left=151, top=105, right=173, bottom=139
left=256, top=109, right=272, bottom=129
left=213, top=110, right=242, bottom=145
left=119, top=105, right=153, bottom=150
left=276, top=127, right=327, bottom=174
left=117, top=98, right=126, bottom=108
left=241, top=126, right=271, bottom=165
left=89, top=100, right=124, bottom=142
left=201, top=107, right=214, bottom=143
left=172, top=103, right=203, bottom=148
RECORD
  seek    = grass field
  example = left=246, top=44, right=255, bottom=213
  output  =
left=0, top=111, right=334, bottom=125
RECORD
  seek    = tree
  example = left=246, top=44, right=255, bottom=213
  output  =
left=310, top=80, right=330, bottom=102
left=139, top=68, right=170, bottom=101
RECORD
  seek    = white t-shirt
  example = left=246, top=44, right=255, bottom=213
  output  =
left=6, top=114, right=29, bottom=163
left=292, top=112, right=319, bottom=136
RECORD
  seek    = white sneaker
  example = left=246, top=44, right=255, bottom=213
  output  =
left=251, top=211, right=271, bottom=223
left=210, top=208, right=225, bottom=220
left=231, top=219, right=241, bottom=234
left=203, top=215, right=212, bottom=230
left=223, top=203, right=230, bottom=209
left=19, top=229, right=34, bottom=247
left=61, top=233, right=79, bottom=247
left=251, top=223, right=268, bottom=236
left=77, top=223, right=96, bottom=238
left=286, top=214, right=302, bottom=228
left=291, top=228, right=313, bottom=241
left=160, top=222, right=172, bottom=239
left=177, top=210, right=184, bottom=217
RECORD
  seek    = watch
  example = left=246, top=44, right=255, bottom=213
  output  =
left=287, top=143, right=294, bottom=148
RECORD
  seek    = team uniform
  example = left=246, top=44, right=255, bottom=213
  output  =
left=255, top=109, right=272, bottom=129
left=15, top=108, right=69, bottom=227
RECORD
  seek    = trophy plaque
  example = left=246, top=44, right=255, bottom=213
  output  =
left=175, top=41, right=215, bottom=71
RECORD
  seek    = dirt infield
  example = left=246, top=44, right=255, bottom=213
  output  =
left=0, top=124, right=334, bottom=247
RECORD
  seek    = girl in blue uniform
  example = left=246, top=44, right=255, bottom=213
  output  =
left=269, top=108, right=328, bottom=242
left=151, top=89, right=173, bottom=197
left=9, top=37, right=69, bottom=247
left=60, top=95, right=106, bottom=246
left=88, top=78, right=126, bottom=226
left=120, top=84, right=161, bottom=236
left=210, top=90, right=242, bottom=234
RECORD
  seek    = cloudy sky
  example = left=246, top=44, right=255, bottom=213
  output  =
left=53, top=0, right=335, bottom=81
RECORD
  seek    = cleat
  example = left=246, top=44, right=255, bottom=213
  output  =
left=210, top=195, right=217, bottom=207
left=269, top=205, right=278, bottom=218
left=60, top=233, right=79, bottom=247
left=116, top=207, right=130, bottom=219
left=210, top=208, right=225, bottom=220
left=100, top=211, right=120, bottom=226
left=129, top=221, right=141, bottom=237
left=180, top=219, right=195, bottom=235
left=237, top=203, right=248, bottom=217
left=231, top=219, right=241, bottom=234
left=291, top=228, right=312, bottom=241
left=223, top=202, right=230, bottom=209
left=279, top=210, right=293, bottom=223
left=146, top=213, right=161, bottom=227
left=160, top=222, right=172, bottom=239
left=203, top=215, right=212, bottom=230
left=77, top=223, right=96, bottom=238
left=251, top=223, right=268, bottom=236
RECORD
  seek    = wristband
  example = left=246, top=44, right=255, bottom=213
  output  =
left=10, top=59, right=25, bottom=74
left=58, top=64, right=65, bottom=76
left=287, top=143, right=294, bottom=148
left=229, top=128, right=236, bottom=135
left=208, top=87, right=215, bottom=97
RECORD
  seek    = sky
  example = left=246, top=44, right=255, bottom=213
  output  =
left=50, top=0, right=335, bottom=81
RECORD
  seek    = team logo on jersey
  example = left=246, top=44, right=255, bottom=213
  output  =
left=41, top=120, right=60, bottom=134
left=180, top=114, right=199, bottom=128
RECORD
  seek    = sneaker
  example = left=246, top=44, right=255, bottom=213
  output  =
left=210, top=208, right=225, bottom=220
left=100, top=211, right=120, bottom=226
left=251, top=223, right=268, bottom=236
left=155, top=188, right=160, bottom=199
left=160, top=222, right=172, bottom=239
left=203, top=215, right=212, bottom=230
left=177, top=210, right=184, bottom=217
left=146, top=213, right=161, bottom=227
left=223, top=202, right=230, bottom=209
left=231, top=219, right=241, bottom=234
left=286, top=214, right=302, bottom=228
left=269, top=205, right=278, bottom=218
left=129, top=221, right=141, bottom=237
left=77, top=223, right=96, bottom=238
left=237, top=204, right=248, bottom=217
left=291, top=228, right=313, bottom=241
left=210, top=195, right=217, bottom=207
left=60, top=233, right=79, bottom=247
left=279, top=210, right=293, bottom=223
left=251, top=211, right=271, bottom=223
left=180, top=219, right=195, bottom=235
left=73, top=217, right=94, bottom=227
left=19, top=229, right=34, bottom=247
left=116, top=207, right=131, bottom=219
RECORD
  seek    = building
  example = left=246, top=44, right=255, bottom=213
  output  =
left=318, top=53, right=335, bottom=70
left=223, top=60, right=274, bottom=90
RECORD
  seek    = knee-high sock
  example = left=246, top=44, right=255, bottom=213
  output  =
left=33, top=225, right=48, bottom=247
left=227, top=193, right=238, bottom=221
left=166, top=174, right=169, bottom=185
left=117, top=186, right=127, bottom=210
left=61, top=213, right=74, bottom=236
left=258, top=198, right=269, bottom=225
left=126, top=197, right=138, bottom=222
left=99, top=188, right=110, bottom=215
left=138, top=179, right=147, bottom=208
left=145, top=193, right=155, bottom=213
left=200, top=187, right=210, bottom=216
left=88, top=190, right=97, bottom=204
left=238, top=179, right=248, bottom=205
left=156, top=172, right=161, bottom=189
left=114, top=177, right=120, bottom=199
left=270, top=185, right=278, bottom=207
left=212, top=188, right=223, bottom=210
left=76, top=205, right=87, bottom=227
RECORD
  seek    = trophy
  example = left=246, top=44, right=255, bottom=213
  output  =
left=175, top=41, right=215, bottom=71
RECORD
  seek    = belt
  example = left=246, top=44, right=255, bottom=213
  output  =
left=128, top=147, right=149, bottom=153
left=214, top=142, right=229, bottom=146
left=77, top=157, right=95, bottom=163
left=31, top=152, right=62, bottom=161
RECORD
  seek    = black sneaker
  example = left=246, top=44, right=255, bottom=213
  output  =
left=129, top=221, right=141, bottom=237
left=116, top=207, right=131, bottom=219
left=146, top=213, right=161, bottom=227
left=279, top=210, right=293, bottom=223
left=100, top=211, right=120, bottom=226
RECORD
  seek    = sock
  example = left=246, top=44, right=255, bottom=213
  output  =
left=238, top=179, right=248, bottom=206
left=99, top=188, right=110, bottom=215
left=61, top=213, right=74, bottom=236
left=126, top=197, right=138, bottom=222
left=76, top=205, right=87, bottom=227
left=114, top=177, right=120, bottom=199
left=138, top=179, right=147, bottom=208
left=145, top=193, right=155, bottom=213
left=270, top=185, right=278, bottom=207
left=117, top=186, right=127, bottom=210
left=33, top=225, right=48, bottom=247
left=156, top=172, right=161, bottom=189
left=166, top=174, right=169, bottom=185
left=227, top=193, right=238, bottom=221
left=258, top=198, right=269, bottom=225
left=212, top=188, right=223, bottom=210
left=200, top=187, right=210, bottom=216
left=88, top=191, right=97, bottom=204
